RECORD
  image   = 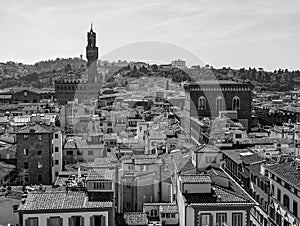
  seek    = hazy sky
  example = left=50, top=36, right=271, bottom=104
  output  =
left=0, top=0, right=299, bottom=70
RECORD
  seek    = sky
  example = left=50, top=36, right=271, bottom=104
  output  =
left=0, top=0, right=299, bottom=71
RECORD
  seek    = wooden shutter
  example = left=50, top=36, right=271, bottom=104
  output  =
left=209, top=214, right=213, bottom=226
left=101, top=215, right=106, bottom=226
left=80, top=217, right=84, bottom=226
left=69, top=217, right=73, bottom=226
left=60, top=218, right=63, bottom=226
left=47, top=218, right=50, bottom=226
left=90, top=216, right=94, bottom=226
left=25, top=219, right=28, bottom=226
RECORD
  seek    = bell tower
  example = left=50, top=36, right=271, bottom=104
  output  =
left=86, top=23, right=99, bottom=83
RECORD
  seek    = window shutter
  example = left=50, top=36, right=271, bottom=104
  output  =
left=47, top=218, right=50, bottom=226
left=90, top=216, right=94, bottom=226
left=209, top=214, right=213, bottom=226
left=101, top=216, right=105, bottom=226
left=60, top=218, right=63, bottom=226
left=69, top=217, right=73, bottom=226
left=80, top=217, right=84, bottom=226
left=25, top=219, right=28, bottom=226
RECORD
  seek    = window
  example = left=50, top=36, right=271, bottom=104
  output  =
left=24, top=134, right=28, bottom=139
left=166, top=213, right=170, bottom=218
left=7, top=202, right=16, bottom=212
left=47, top=217, right=62, bottom=226
left=37, top=149, right=42, bottom=155
left=293, top=200, right=298, bottom=217
left=37, top=162, right=42, bottom=169
left=205, top=156, right=217, bottom=163
left=150, top=209, right=158, bottom=217
left=55, top=134, right=59, bottom=139
left=232, top=213, right=242, bottom=226
left=67, top=151, right=73, bottom=156
left=24, top=91, right=27, bottom=97
left=37, top=174, right=42, bottom=182
left=25, top=217, right=38, bottom=226
left=55, top=147, right=59, bottom=152
left=24, top=148, right=29, bottom=156
left=232, top=96, right=240, bottom=111
left=216, top=96, right=224, bottom=112
left=171, top=213, right=176, bottom=218
left=200, top=213, right=212, bottom=226
left=284, top=219, right=290, bottom=226
left=38, top=135, right=42, bottom=140
left=276, top=212, right=282, bottom=226
left=55, top=160, right=59, bottom=165
left=91, top=215, right=106, bottom=226
left=277, top=188, right=281, bottom=202
left=24, top=162, right=28, bottom=169
left=88, top=150, right=93, bottom=155
left=69, top=216, right=84, bottom=226
left=198, top=96, right=206, bottom=110
left=235, top=133, right=242, bottom=139
left=216, top=213, right=227, bottom=226
left=283, top=194, right=290, bottom=210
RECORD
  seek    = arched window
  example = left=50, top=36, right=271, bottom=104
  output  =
left=216, top=96, right=224, bottom=112
left=198, top=96, right=206, bottom=110
left=232, top=96, right=240, bottom=111
left=150, top=209, right=158, bottom=216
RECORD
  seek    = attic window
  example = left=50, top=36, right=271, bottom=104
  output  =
left=24, top=91, right=27, bottom=97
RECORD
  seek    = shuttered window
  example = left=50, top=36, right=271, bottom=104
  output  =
left=90, top=215, right=106, bottom=226
left=25, top=218, right=38, bottom=226
left=47, top=217, right=63, bottom=226
left=69, top=216, right=84, bottom=226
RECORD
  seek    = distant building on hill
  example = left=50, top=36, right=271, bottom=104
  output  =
left=171, top=59, right=186, bottom=69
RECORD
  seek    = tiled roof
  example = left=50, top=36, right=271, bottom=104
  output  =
left=180, top=174, right=211, bottom=184
left=0, top=161, right=15, bottom=178
left=178, top=158, right=196, bottom=173
left=265, top=162, right=300, bottom=188
left=18, top=191, right=113, bottom=212
left=86, top=169, right=114, bottom=181
left=14, top=124, right=56, bottom=134
left=246, top=164, right=262, bottom=176
left=194, top=145, right=220, bottom=153
left=159, top=204, right=178, bottom=213
left=241, top=153, right=265, bottom=165
left=222, top=149, right=253, bottom=164
left=163, top=149, right=192, bottom=174
left=124, top=212, right=148, bottom=226
left=184, top=186, right=254, bottom=206
left=206, top=167, right=228, bottom=178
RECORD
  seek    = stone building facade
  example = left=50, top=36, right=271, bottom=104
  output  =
left=183, top=80, right=254, bottom=132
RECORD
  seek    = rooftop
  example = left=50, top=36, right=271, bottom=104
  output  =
left=14, top=124, right=58, bottom=134
left=194, top=144, right=220, bottom=153
left=184, top=185, right=254, bottom=206
left=123, top=212, right=148, bottom=226
left=265, top=162, right=300, bottom=189
left=18, top=191, right=113, bottom=212
left=86, top=169, right=114, bottom=181
left=180, top=174, right=211, bottom=184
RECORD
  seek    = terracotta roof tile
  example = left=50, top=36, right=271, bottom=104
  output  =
left=18, top=191, right=113, bottom=211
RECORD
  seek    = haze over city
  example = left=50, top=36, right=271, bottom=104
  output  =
left=0, top=0, right=300, bottom=70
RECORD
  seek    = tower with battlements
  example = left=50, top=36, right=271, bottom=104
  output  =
left=55, top=25, right=102, bottom=104
left=86, top=24, right=99, bottom=83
